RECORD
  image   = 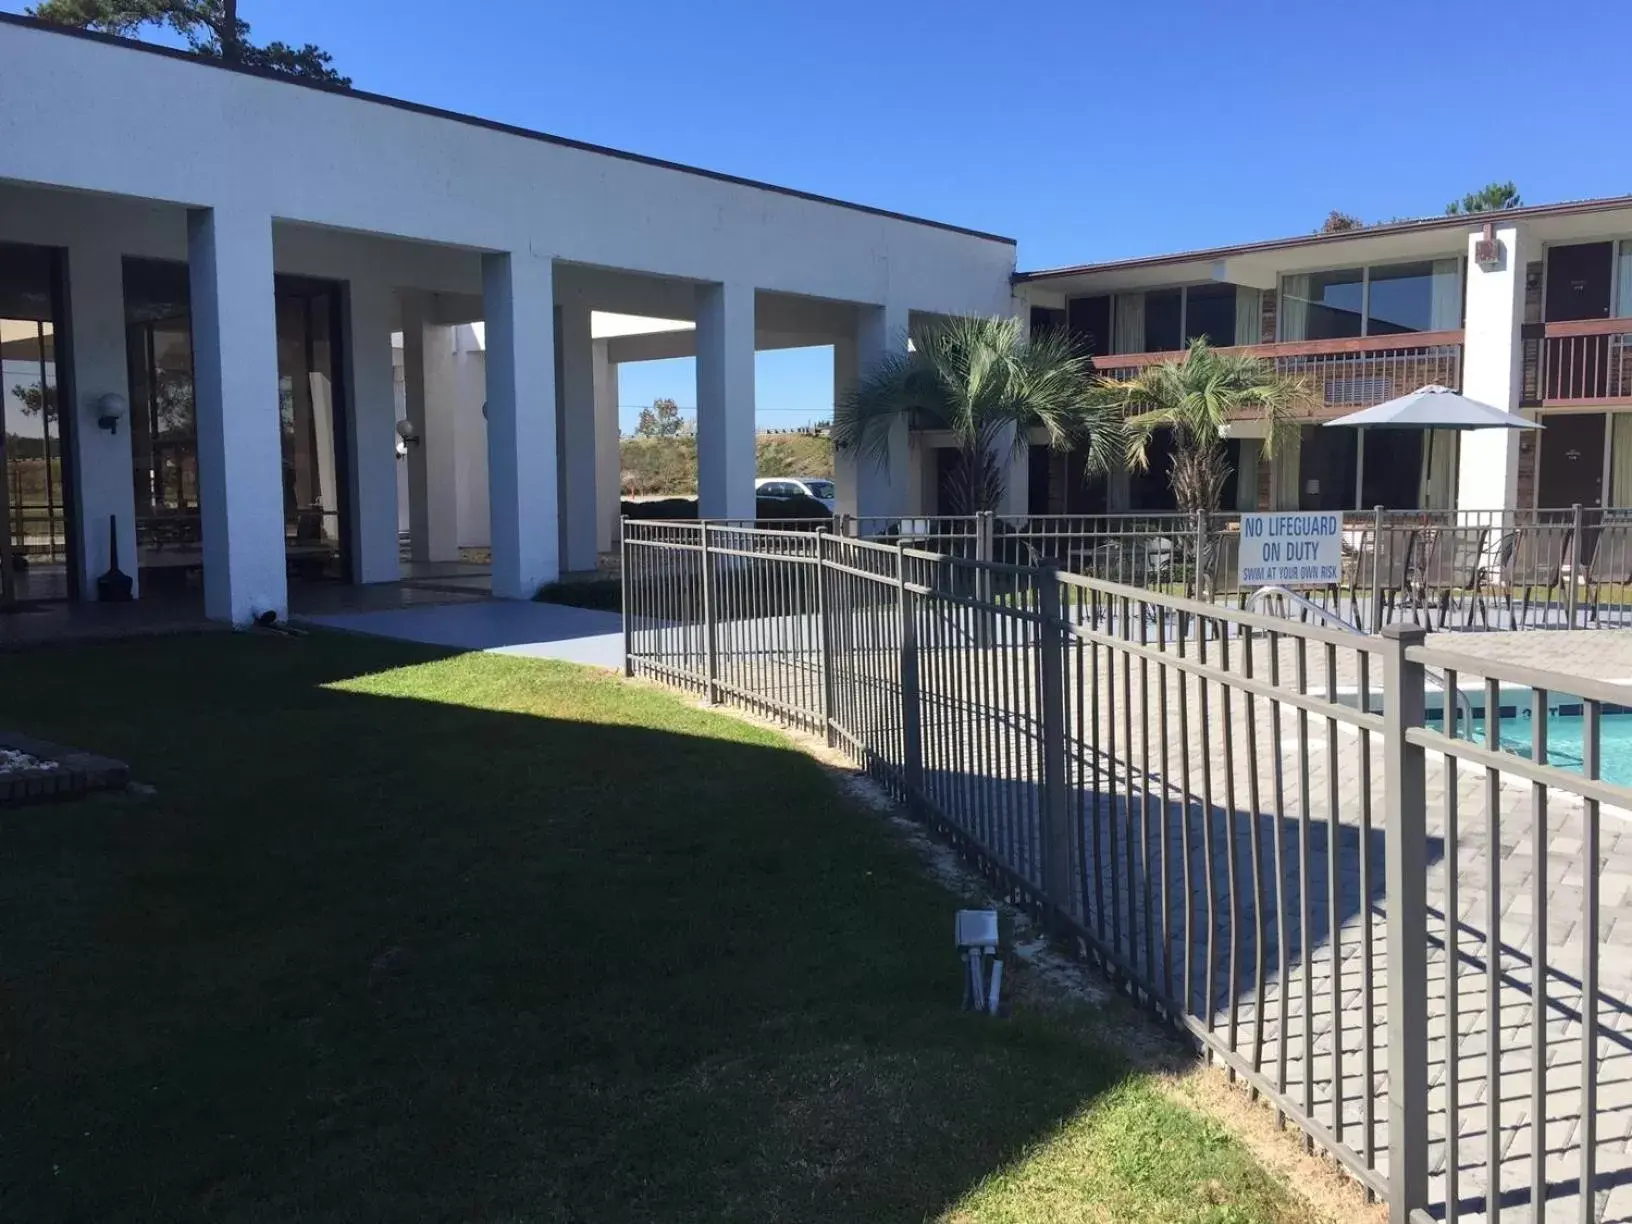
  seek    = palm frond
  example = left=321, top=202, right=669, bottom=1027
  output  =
left=832, top=313, right=1110, bottom=512
left=1080, top=338, right=1310, bottom=511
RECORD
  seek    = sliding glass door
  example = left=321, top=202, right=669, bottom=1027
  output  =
left=276, top=278, right=349, bottom=582
left=0, top=243, right=74, bottom=604
left=124, top=264, right=351, bottom=587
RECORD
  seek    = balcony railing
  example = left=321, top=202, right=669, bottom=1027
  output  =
left=1535, top=318, right=1632, bottom=405
left=1090, top=330, right=1464, bottom=414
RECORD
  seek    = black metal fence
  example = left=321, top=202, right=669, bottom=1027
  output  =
left=834, top=507, right=1632, bottom=633
left=623, top=518, right=1632, bottom=1222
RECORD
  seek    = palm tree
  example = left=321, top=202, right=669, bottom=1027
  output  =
left=1085, top=338, right=1309, bottom=516
left=833, top=315, right=1116, bottom=515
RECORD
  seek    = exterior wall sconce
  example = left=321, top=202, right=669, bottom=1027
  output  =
left=395, top=418, right=421, bottom=448
left=95, top=392, right=127, bottom=435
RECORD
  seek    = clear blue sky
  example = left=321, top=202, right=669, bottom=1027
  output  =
left=18, top=0, right=1630, bottom=430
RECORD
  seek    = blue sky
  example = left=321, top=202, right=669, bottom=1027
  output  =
left=16, top=0, right=1631, bottom=430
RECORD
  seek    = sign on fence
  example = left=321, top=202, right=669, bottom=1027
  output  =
left=1237, top=512, right=1344, bottom=588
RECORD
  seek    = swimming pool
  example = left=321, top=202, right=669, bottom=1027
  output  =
left=1360, top=687, right=1632, bottom=787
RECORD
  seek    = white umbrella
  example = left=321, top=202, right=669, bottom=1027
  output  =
left=1322, top=385, right=1541, bottom=509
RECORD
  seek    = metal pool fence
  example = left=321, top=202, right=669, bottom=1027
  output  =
left=623, top=518, right=1632, bottom=1223
left=831, top=507, right=1632, bottom=633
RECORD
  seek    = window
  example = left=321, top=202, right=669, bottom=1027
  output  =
left=1280, top=260, right=1462, bottom=341
left=1098, top=284, right=1244, bottom=354
left=1183, top=282, right=1237, bottom=346
left=1618, top=241, right=1632, bottom=319
left=1282, top=268, right=1364, bottom=340
left=1065, top=295, right=1110, bottom=355
left=1143, top=288, right=1183, bottom=352
left=1368, top=261, right=1452, bottom=334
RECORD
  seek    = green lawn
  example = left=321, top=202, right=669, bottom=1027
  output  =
left=0, top=634, right=1307, bottom=1223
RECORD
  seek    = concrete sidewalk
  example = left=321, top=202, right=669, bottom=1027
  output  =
left=300, top=600, right=624, bottom=669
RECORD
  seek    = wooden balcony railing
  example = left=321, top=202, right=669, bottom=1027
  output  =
left=1091, top=331, right=1464, bottom=415
left=1532, top=318, right=1632, bottom=405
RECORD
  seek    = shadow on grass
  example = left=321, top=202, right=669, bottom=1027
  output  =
left=0, top=632, right=1145, bottom=1224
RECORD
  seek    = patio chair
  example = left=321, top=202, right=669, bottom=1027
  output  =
left=1347, top=526, right=1416, bottom=632
left=1414, top=526, right=1490, bottom=629
left=1491, top=522, right=1573, bottom=629
left=1582, top=521, right=1632, bottom=625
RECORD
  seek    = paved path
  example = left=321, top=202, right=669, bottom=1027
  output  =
left=300, top=599, right=624, bottom=669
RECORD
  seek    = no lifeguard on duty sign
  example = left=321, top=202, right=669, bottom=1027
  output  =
left=1237, top=512, right=1344, bottom=588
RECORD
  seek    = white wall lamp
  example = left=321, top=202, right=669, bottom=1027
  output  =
left=395, top=418, right=421, bottom=449
left=94, top=392, right=127, bottom=435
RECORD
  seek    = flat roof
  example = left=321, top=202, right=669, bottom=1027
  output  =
left=1015, top=194, right=1632, bottom=283
left=0, top=13, right=1015, bottom=247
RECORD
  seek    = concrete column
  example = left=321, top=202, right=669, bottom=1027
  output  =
left=451, top=324, right=489, bottom=549
left=832, top=336, right=861, bottom=519
left=556, top=299, right=598, bottom=571
left=399, top=294, right=459, bottom=563
left=188, top=207, right=285, bottom=624
left=344, top=279, right=402, bottom=584
left=853, top=302, right=910, bottom=522
left=483, top=250, right=558, bottom=599
left=65, top=237, right=138, bottom=598
left=993, top=424, right=1030, bottom=521
left=1458, top=223, right=1533, bottom=512
left=593, top=339, right=620, bottom=553
left=695, top=281, right=756, bottom=520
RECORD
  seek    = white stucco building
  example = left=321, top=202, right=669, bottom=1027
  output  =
left=0, top=14, right=1015, bottom=622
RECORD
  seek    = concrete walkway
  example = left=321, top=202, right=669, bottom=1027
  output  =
left=300, top=599, right=624, bottom=669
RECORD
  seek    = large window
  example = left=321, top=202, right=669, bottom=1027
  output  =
left=1183, top=282, right=1238, bottom=347
left=1280, top=259, right=1461, bottom=342
left=1099, top=283, right=1257, bottom=353
left=1143, top=288, right=1182, bottom=352
left=0, top=242, right=73, bottom=601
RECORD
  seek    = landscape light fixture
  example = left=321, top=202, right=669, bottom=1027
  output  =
left=955, top=909, right=1003, bottom=1015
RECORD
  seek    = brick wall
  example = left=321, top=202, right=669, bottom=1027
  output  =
left=1259, top=289, right=1277, bottom=345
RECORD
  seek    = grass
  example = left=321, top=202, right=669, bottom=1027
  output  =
left=0, top=634, right=1309, bottom=1223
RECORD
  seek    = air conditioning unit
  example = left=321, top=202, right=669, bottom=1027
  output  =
left=1474, top=221, right=1501, bottom=271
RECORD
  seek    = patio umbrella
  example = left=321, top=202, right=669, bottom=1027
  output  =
left=1323, top=385, right=1541, bottom=510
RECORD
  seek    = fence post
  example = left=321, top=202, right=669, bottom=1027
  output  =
left=700, top=522, right=720, bottom=704
left=976, top=510, right=995, bottom=566
left=896, top=541, right=923, bottom=806
left=620, top=517, right=635, bottom=677
left=815, top=530, right=835, bottom=747
left=1569, top=502, right=1584, bottom=627
left=1381, top=623, right=1430, bottom=1221
left=1191, top=509, right=1207, bottom=602
left=1036, top=562, right=1073, bottom=921
left=1372, top=505, right=1385, bottom=634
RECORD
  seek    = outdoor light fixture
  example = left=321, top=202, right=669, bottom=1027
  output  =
left=955, top=909, right=1003, bottom=1016
left=94, top=392, right=127, bottom=435
left=395, top=418, right=421, bottom=448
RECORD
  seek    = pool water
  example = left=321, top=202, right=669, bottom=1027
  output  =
left=1431, top=704, right=1632, bottom=787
